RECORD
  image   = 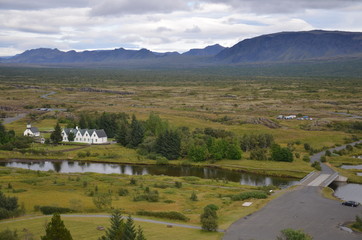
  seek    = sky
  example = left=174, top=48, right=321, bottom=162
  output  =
left=1, top=0, right=362, bottom=56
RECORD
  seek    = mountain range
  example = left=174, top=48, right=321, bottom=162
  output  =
left=2, top=30, right=362, bottom=66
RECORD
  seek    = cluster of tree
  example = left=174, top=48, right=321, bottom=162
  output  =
left=0, top=191, right=21, bottom=220
left=187, top=137, right=242, bottom=162
left=0, top=122, right=32, bottom=150
left=200, top=204, right=219, bottom=232
left=76, top=112, right=129, bottom=138
left=271, top=144, right=294, bottom=162
left=239, top=133, right=274, bottom=151
left=63, top=112, right=290, bottom=163
left=99, top=209, right=146, bottom=240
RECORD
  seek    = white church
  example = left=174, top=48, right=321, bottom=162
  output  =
left=23, top=124, right=40, bottom=137
left=61, top=126, right=108, bottom=144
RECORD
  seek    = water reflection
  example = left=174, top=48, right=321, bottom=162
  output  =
left=329, top=182, right=362, bottom=204
left=0, top=160, right=297, bottom=187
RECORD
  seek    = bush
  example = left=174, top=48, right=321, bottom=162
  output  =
left=190, top=192, right=198, bottom=201
left=39, top=206, right=73, bottom=215
left=311, top=161, right=321, bottom=171
left=302, top=155, right=310, bottom=162
left=277, top=228, right=312, bottom=240
left=136, top=210, right=189, bottom=221
left=175, top=181, right=182, bottom=188
left=118, top=188, right=129, bottom=196
left=352, top=215, right=362, bottom=231
left=227, top=191, right=268, bottom=201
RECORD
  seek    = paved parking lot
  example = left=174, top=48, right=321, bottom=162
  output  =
left=223, top=186, right=362, bottom=240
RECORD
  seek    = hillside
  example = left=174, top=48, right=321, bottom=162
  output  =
left=215, top=30, right=362, bottom=63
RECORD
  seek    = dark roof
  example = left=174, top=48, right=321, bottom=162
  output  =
left=30, top=127, right=39, bottom=133
left=95, top=130, right=107, bottom=138
left=63, top=127, right=107, bottom=138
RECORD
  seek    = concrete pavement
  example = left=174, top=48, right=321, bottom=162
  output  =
left=223, top=186, right=362, bottom=240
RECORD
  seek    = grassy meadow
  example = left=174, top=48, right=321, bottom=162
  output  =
left=0, top=67, right=361, bottom=239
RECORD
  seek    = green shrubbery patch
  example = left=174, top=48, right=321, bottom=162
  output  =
left=39, top=206, right=73, bottom=215
left=136, top=210, right=189, bottom=222
left=224, top=191, right=268, bottom=201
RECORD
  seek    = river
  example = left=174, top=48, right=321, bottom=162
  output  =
left=0, top=159, right=297, bottom=188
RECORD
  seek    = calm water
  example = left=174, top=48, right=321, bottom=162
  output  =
left=330, top=182, right=362, bottom=204
left=0, top=160, right=297, bottom=188
left=341, top=165, right=362, bottom=170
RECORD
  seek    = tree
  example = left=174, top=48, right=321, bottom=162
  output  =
left=93, top=193, right=112, bottom=210
left=276, top=228, right=312, bottom=240
left=124, top=215, right=136, bottom=240
left=271, top=144, right=293, bottom=162
left=200, top=205, right=218, bottom=232
left=50, top=123, right=63, bottom=144
left=250, top=148, right=268, bottom=160
left=41, top=213, right=73, bottom=240
left=145, top=112, right=168, bottom=136
left=116, top=123, right=129, bottom=146
left=188, top=145, right=208, bottom=162
left=135, top=226, right=146, bottom=240
left=128, top=115, right=144, bottom=148
left=100, top=209, right=124, bottom=240
left=68, top=132, right=75, bottom=142
left=226, top=143, right=242, bottom=160
left=304, top=143, right=311, bottom=151
left=155, top=130, right=181, bottom=160
left=0, top=229, right=19, bottom=240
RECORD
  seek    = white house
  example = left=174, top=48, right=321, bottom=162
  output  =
left=61, top=126, right=108, bottom=144
left=23, top=124, right=40, bottom=137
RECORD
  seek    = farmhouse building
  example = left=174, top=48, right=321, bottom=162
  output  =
left=23, top=124, right=40, bottom=137
left=61, top=126, right=108, bottom=144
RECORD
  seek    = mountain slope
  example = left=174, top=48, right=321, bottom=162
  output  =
left=6, top=47, right=160, bottom=63
left=183, top=44, right=225, bottom=56
left=215, top=30, right=362, bottom=63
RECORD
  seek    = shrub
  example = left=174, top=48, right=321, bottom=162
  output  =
left=190, top=192, right=198, bottom=201
left=118, top=188, right=129, bottom=196
left=352, top=215, right=362, bottom=231
left=320, top=156, right=327, bottom=163
left=227, top=191, right=268, bottom=201
left=136, top=210, right=189, bottom=222
left=39, top=206, right=73, bottom=215
left=302, top=155, right=310, bottom=162
left=311, top=161, right=321, bottom=171
left=277, top=228, right=312, bottom=240
left=174, top=181, right=182, bottom=188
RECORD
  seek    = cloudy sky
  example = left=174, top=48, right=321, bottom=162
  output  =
left=1, top=0, right=362, bottom=56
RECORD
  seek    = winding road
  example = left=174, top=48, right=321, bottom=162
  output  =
left=223, top=141, right=362, bottom=240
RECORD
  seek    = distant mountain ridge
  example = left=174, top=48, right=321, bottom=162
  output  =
left=182, top=44, right=225, bottom=56
left=216, top=30, right=362, bottom=63
left=2, top=30, right=362, bottom=65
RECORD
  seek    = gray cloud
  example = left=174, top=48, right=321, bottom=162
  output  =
left=0, top=0, right=92, bottom=10
left=90, top=0, right=188, bottom=16
left=185, top=26, right=201, bottom=33
left=206, top=0, right=360, bottom=14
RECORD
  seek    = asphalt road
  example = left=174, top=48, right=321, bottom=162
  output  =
left=223, top=186, right=362, bottom=240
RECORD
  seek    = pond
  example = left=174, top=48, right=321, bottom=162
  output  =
left=330, top=182, right=362, bottom=204
left=341, top=165, right=362, bottom=170
left=0, top=159, right=298, bottom=188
